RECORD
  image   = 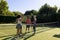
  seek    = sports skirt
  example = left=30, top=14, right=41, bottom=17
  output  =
left=16, top=23, right=22, bottom=29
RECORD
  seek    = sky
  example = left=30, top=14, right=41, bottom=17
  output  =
left=6, top=0, right=60, bottom=14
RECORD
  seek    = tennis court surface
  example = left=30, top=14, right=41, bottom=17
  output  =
left=0, top=23, right=60, bottom=40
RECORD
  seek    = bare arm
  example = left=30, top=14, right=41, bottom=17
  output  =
left=16, top=19, right=18, bottom=23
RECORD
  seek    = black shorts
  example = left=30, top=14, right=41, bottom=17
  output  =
left=16, top=24, right=22, bottom=29
left=33, top=24, right=36, bottom=28
left=26, top=25, right=30, bottom=28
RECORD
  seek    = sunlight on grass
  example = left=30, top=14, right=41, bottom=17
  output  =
left=0, top=24, right=60, bottom=40
left=28, top=28, right=60, bottom=40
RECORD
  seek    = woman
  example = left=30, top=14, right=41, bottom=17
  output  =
left=26, top=16, right=31, bottom=33
left=16, top=15, right=22, bottom=36
left=31, top=15, right=37, bottom=34
left=33, top=15, right=37, bottom=34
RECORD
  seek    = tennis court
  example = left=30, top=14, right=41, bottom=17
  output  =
left=0, top=23, right=59, bottom=40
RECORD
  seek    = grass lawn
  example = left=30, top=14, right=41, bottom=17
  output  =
left=0, top=24, right=60, bottom=40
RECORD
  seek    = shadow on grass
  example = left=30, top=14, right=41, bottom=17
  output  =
left=2, top=37, right=17, bottom=40
left=36, top=28, right=54, bottom=34
left=2, top=33, right=28, bottom=40
left=2, top=35, right=17, bottom=40
left=0, top=35, right=14, bottom=38
left=24, top=33, right=35, bottom=40
left=2, top=27, right=55, bottom=40
left=2, top=37, right=13, bottom=40
left=26, top=27, right=55, bottom=34
left=23, top=28, right=54, bottom=40
left=53, top=34, right=60, bottom=38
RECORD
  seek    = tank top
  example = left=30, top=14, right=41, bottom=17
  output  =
left=26, top=19, right=31, bottom=25
left=17, top=18, right=22, bottom=25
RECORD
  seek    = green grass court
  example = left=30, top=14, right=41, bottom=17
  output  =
left=0, top=24, right=60, bottom=40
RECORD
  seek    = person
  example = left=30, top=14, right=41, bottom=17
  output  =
left=26, top=16, right=31, bottom=33
left=16, top=15, right=22, bottom=36
left=31, top=15, right=37, bottom=34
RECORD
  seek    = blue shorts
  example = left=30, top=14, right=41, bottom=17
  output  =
left=16, top=24, right=22, bottom=29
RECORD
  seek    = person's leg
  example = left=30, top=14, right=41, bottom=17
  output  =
left=33, top=25, right=36, bottom=34
left=26, top=25, right=28, bottom=33
left=18, top=29, right=22, bottom=37
left=34, top=27, right=36, bottom=33
left=28, top=28, right=29, bottom=33
left=28, top=25, right=30, bottom=33
left=20, top=29, right=22, bottom=34
left=17, top=29, right=19, bottom=35
left=19, top=26, right=22, bottom=34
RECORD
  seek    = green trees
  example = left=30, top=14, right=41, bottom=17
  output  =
left=0, top=0, right=60, bottom=23
left=13, top=11, right=23, bottom=16
left=0, top=0, right=23, bottom=16
left=39, top=4, right=57, bottom=15
left=0, top=0, right=23, bottom=23
left=24, top=10, right=32, bottom=15
left=6, top=11, right=15, bottom=16
left=57, top=9, right=60, bottom=23
left=24, top=10, right=38, bottom=16
left=0, top=0, right=8, bottom=16
left=37, top=4, right=57, bottom=23
left=24, top=4, right=58, bottom=23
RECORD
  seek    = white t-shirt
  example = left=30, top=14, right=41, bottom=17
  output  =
left=17, top=18, right=22, bottom=25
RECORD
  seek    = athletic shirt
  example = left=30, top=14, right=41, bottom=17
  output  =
left=17, top=18, right=22, bottom=25
left=26, top=18, right=31, bottom=25
left=34, top=18, right=36, bottom=21
left=33, top=18, right=36, bottom=24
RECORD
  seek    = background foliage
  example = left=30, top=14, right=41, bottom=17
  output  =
left=0, top=0, right=60, bottom=23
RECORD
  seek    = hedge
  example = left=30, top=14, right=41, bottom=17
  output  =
left=0, top=16, right=16, bottom=23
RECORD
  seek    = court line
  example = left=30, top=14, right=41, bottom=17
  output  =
left=0, top=32, right=8, bottom=35
left=0, top=24, right=16, bottom=25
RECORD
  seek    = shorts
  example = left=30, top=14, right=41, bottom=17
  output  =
left=26, top=25, right=30, bottom=28
left=16, top=24, right=22, bottom=29
left=33, top=23, right=36, bottom=29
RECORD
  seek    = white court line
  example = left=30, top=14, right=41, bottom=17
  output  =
left=0, top=24, right=16, bottom=25
left=0, top=32, right=8, bottom=35
left=0, top=32, right=15, bottom=40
